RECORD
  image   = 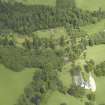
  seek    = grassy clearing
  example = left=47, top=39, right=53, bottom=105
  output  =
left=15, top=27, right=67, bottom=45
left=75, top=0, right=105, bottom=11
left=42, top=91, right=85, bottom=105
left=34, top=27, right=67, bottom=39
left=80, top=19, right=105, bottom=35
left=86, top=44, right=105, bottom=64
left=0, top=65, right=35, bottom=105
left=5, top=0, right=56, bottom=6
left=86, top=44, right=105, bottom=104
left=95, top=76, right=105, bottom=104
left=58, top=63, right=72, bottom=89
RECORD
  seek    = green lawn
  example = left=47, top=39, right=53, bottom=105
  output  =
left=5, top=0, right=56, bottom=6
left=81, top=19, right=105, bottom=35
left=75, top=0, right=105, bottom=11
left=0, top=65, right=35, bottom=105
left=86, top=44, right=105, bottom=64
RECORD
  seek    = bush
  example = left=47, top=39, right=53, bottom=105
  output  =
left=87, top=93, right=95, bottom=101
left=94, top=61, right=105, bottom=76
left=60, top=102, right=67, bottom=105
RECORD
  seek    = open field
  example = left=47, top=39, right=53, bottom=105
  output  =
left=0, top=65, right=35, bottom=105
left=15, top=27, right=67, bottom=45
left=34, top=27, right=67, bottom=39
left=75, top=0, right=105, bottom=11
left=81, top=19, right=105, bottom=35
left=95, top=76, right=105, bottom=104
left=58, top=63, right=72, bottom=89
left=86, top=44, right=105, bottom=104
left=86, top=44, right=105, bottom=64
left=3, top=0, right=56, bottom=6
left=42, top=90, right=85, bottom=105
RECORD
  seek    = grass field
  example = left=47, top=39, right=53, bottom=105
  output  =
left=75, top=0, right=105, bottom=11
left=86, top=44, right=105, bottom=64
left=86, top=44, right=105, bottom=104
left=34, top=27, right=67, bottom=39
left=58, top=63, right=72, bottom=89
left=0, top=65, right=35, bottom=105
left=95, top=76, right=105, bottom=104
left=81, top=19, right=105, bottom=35
left=42, top=90, right=85, bottom=105
left=15, top=27, right=67, bottom=45
left=4, top=0, right=56, bottom=6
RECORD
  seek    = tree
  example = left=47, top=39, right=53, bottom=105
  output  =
left=87, top=93, right=96, bottom=101
left=68, top=85, right=85, bottom=98
left=85, top=101, right=95, bottom=105
left=60, top=102, right=67, bottom=105
left=59, top=36, right=65, bottom=46
left=23, top=38, right=32, bottom=49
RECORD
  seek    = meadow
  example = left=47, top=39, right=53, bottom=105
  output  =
left=42, top=90, right=85, bottom=105
left=81, top=19, right=105, bottom=35
left=86, top=44, right=105, bottom=104
left=86, top=44, right=105, bottom=64
left=15, top=27, right=67, bottom=45
left=0, top=65, right=35, bottom=105
left=75, top=0, right=105, bottom=11
left=4, top=0, right=56, bottom=6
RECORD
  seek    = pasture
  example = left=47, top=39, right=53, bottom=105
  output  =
left=15, top=27, right=67, bottom=45
left=86, top=44, right=105, bottom=64
left=0, top=65, right=35, bottom=105
left=81, top=19, right=105, bottom=35
left=86, top=44, right=105, bottom=104
left=95, top=76, right=105, bottom=104
left=75, top=0, right=105, bottom=11
left=42, top=90, right=85, bottom=105
left=4, top=0, right=56, bottom=6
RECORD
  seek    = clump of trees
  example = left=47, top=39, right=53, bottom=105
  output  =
left=23, top=34, right=66, bottom=50
left=85, top=101, right=95, bottom=105
left=0, top=0, right=105, bottom=34
left=94, top=61, right=105, bottom=76
left=87, top=93, right=96, bottom=101
left=60, top=103, right=67, bottom=105
left=0, top=35, right=15, bottom=47
left=15, top=66, right=64, bottom=105
left=68, top=85, right=85, bottom=98
left=0, top=46, right=64, bottom=71
left=84, top=60, right=95, bottom=73
left=88, top=32, right=105, bottom=46
left=85, top=93, right=96, bottom=105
